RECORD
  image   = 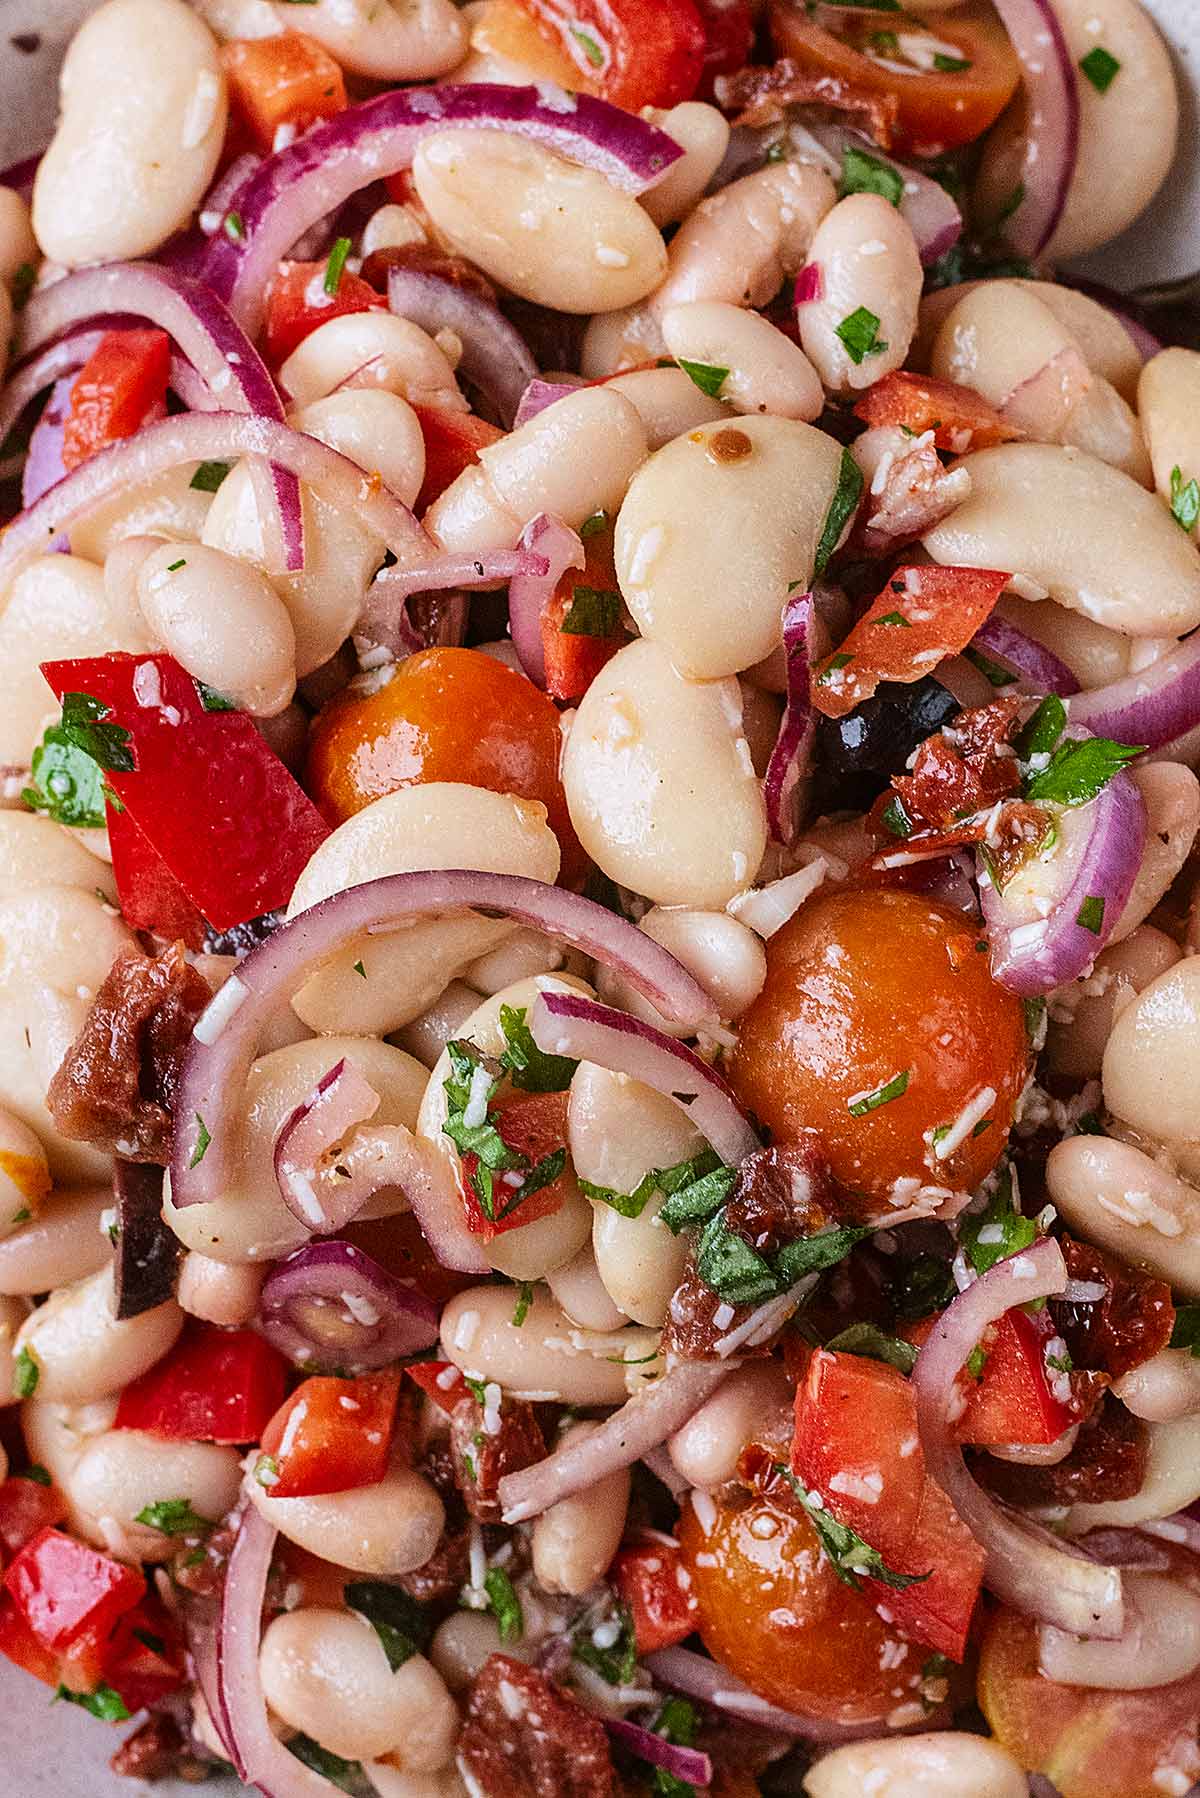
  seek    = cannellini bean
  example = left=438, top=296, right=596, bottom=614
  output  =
left=164, top=1035, right=428, bottom=1265
left=570, top=1063, right=701, bottom=1327
left=1110, top=764, right=1200, bottom=940
left=32, top=0, right=226, bottom=265
left=250, top=1459, right=445, bottom=1575
left=1041, top=1571, right=1200, bottom=1690
left=661, top=301, right=824, bottom=421
left=0, top=1296, right=26, bottom=1406
left=430, top=1611, right=527, bottom=1693
left=668, top=1361, right=794, bottom=1489
left=413, top=131, right=667, bottom=313
left=394, top=981, right=484, bottom=1070
left=917, top=280, right=1145, bottom=402
left=655, top=160, right=836, bottom=314
left=1139, top=348, right=1200, bottom=538
left=923, top=444, right=1200, bottom=637
left=614, top=415, right=842, bottom=678
left=1103, top=954, right=1200, bottom=1147
left=69, top=464, right=212, bottom=567
left=0, top=1187, right=111, bottom=1291
left=1065, top=375, right=1152, bottom=487
left=597, top=907, right=766, bottom=1034
left=416, top=976, right=594, bottom=1280
left=640, top=102, right=731, bottom=228
left=603, top=367, right=726, bottom=448
left=131, top=539, right=296, bottom=717
left=796, top=194, right=922, bottom=394
left=261, top=1610, right=458, bottom=1766
left=547, top=1248, right=629, bottom=1332
left=562, top=638, right=767, bottom=907
left=365, top=1767, right=467, bottom=1798
left=0, top=813, right=117, bottom=905
left=463, top=929, right=564, bottom=996
left=991, top=592, right=1132, bottom=691
left=68, top=1428, right=241, bottom=1561
left=1046, top=1134, right=1200, bottom=1295
left=281, top=315, right=466, bottom=414
left=286, top=784, right=561, bottom=1036
left=362, top=203, right=429, bottom=258
left=1114, top=1348, right=1200, bottom=1423
left=0, top=188, right=37, bottom=289
left=532, top=1420, right=630, bottom=1596
left=440, top=1284, right=658, bottom=1403
left=177, top=1252, right=265, bottom=1327
left=804, top=1731, right=1027, bottom=1798
left=1066, top=1413, right=1200, bottom=1532
left=21, top=1397, right=117, bottom=1517
left=291, top=390, right=427, bottom=512
left=0, top=1105, right=50, bottom=1236
left=13, top=1267, right=182, bottom=1405
left=1046, top=925, right=1181, bottom=1081
left=268, top=0, right=466, bottom=80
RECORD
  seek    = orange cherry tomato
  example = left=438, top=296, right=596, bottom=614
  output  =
left=768, top=1, right=1021, bottom=157
left=509, top=0, right=705, bottom=110
left=220, top=33, right=347, bottom=154
left=305, top=646, right=584, bottom=882
left=729, top=889, right=1027, bottom=1201
left=677, top=1490, right=925, bottom=1723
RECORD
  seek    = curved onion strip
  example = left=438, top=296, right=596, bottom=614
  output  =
left=764, top=590, right=818, bottom=845
left=183, top=1597, right=234, bottom=1762
left=1000, top=346, right=1091, bottom=439
left=970, top=615, right=1080, bottom=697
left=21, top=375, right=71, bottom=513
left=273, top=1056, right=381, bottom=1233
left=912, top=1236, right=1124, bottom=1638
left=528, top=990, right=761, bottom=1168
left=989, top=0, right=1080, bottom=257
left=513, top=377, right=582, bottom=429
left=259, top=1237, right=443, bottom=1369
left=498, top=1360, right=733, bottom=1523
left=644, top=1645, right=902, bottom=1742
left=356, top=545, right=549, bottom=662
left=508, top=513, right=585, bottom=687
left=387, top=265, right=537, bottom=429
left=605, top=1718, right=712, bottom=1786
left=802, top=123, right=961, bottom=266
left=1068, top=635, right=1200, bottom=757
left=0, top=410, right=431, bottom=594
left=202, top=84, right=684, bottom=335
left=339, top=1126, right=491, bottom=1275
left=0, top=327, right=106, bottom=457
left=171, top=872, right=718, bottom=1211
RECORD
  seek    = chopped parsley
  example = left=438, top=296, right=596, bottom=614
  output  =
left=10, top=261, right=36, bottom=310
left=573, top=1602, right=637, bottom=1685
left=583, top=1150, right=731, bottom=1227
left=189, top=1115, right=212, bottom=1169
left=352, top=959, right=367, bottom=979
left=1014, top=695, right=1066, bottom=762
left=676, top=358, right=729, bottom=399
left=773, top=1464, right=930, bottom=1592
left=1075, top=1110, right=1103, bottom=1136
left=847, top=1068, right=910, bottom=1117
left=1079, top=45, right=1121, bottom=92
left=17, top=1464, right=51, bottom=1486
left=695, top=1209, right=868, bottom=1308
left=569, top=23, right=605, bottom=66
left=323, top=235, right=352, bottom=296
left=133, top=1498, right=211, bottom=1537
left=254, top=1454, right=279, bottom=1488
left=55, top=1684, right=130, bottom=1722
left=13, top=1346, right=38, bottom=1400
left=579, top=509, right=608, bottom=539
left=189, top=459, right=231, bottom=493
left=1025, top=736, right=1145, bottom=808
left=561, top=585, right=622, bottom=637
left=1023, top=995, right=1047, bottom=1041
left=964, top=646, right=1019, bottom=688
left=835, top=305, right=888, bottom=365
left=23, top=692, right=134, bottom=830
left=1171, top=466, right=1200, bottom=534
left=1076, top=894, right=1105, bottom=935
left=933, top=52, right=971, bottom=72
left=344, top=1580, right=430, bottom=1670
left=875, top=610, right=912, bottom=627
left=166, top=557, right=187, bottom=573
left=195, top=681, right=237, bottom=713
left=512, top=1281, right=534, bottom=1326
left=960, top=1168, right=1036, bottom=1276
left=496, top=1149, right=566, bottom=1221
left=965, top=1344, right=988, bottom=1381
left=817, top=651, right=854, bottom=686
left=825, top=1322, right=918, bottom=1375
left=223, top=210, right=246, bottom=242
left=814, top=447, right=864, bottom=576
left=287, top=1736, right=363, bottom=1792
left=484, top=1567, right=524, bottom=1643
left=840, top=145, right=903, bottom=208
left=647, top=1697, right=701, bottom=1797
left=498, top=1005, right=577, bottom=1093
left=880, top=795, right=913, bottom=839
left=1170, top=1306, right=1200, bottom=1356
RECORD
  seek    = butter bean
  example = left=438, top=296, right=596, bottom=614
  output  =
left=1047, top=1134, right=1200, bottom=1295
left=640, top=103, right=730, bottom=229
left=1140, top=348, right=1200, bottom=539
left=1046, top=925, right=1181, bottom=1082
left=268, top=0, right=466, bottom=81
left=1103, top=953, right=1200, bottom=1148
left=1114, top=1348, right=1200, bottom=1423
left=69, top=1429, right=241, bottom=1561
left=250, top=1462, right=445, bottom=1576
left=662, top=301, right=823, bottom=421
left=796, top=194, right=922, bottom=394
left=281, top=315, right=465, bottom=415
left=0, top=813, right=116, bottom=906
left=13, top=1267, right=182, bottom=1405
left=0, top=1187, right=111, bottom=1292
left=532, top=1421, right=629, bottom=1595
left=133, top=540, right=296, bottom=717
left=805, top=1733, right=1026, bottom=1798
left=439, top=1284, right=658, bottom=1403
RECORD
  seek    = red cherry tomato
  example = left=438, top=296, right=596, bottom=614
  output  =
left=541, top=516, right=628, bottom=703
left=508, top=0, right=706, bottom=109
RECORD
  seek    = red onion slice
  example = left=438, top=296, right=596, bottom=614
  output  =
left=355, top=545, right=549, bottom=663
left=528, top=990, right=760, bottom=1168
left=259, top=1238, right=440, bottom=1373
left=969, top=616, right=1080, bottom=697
left=912, top=1235, right=1125, bottom=1639
left=644, top=1645, right=898, bottom=1742
left=1068, top=636, right=1200, bottom=762
left=764, top=591, right=820, bottom=845
left=0, top=327, right=106, bottom=461
left=989, top=0, right=1081, bottom=257
left=802, top=124, right=962, bottom=266
left=183, top=1595, right=234, bottom=1763
left=508, top=513, right=585, bottom=687
left=498, top=1360, right=733, bottom=1523
left=980, top=763, right=1145, bottom=996
left=273, top=1056, right=381, bottom=1233
left=171, top=872, right=717, bottom=1213
left=202, top=84, right=684, bottom=335
left=605, top=1718, right=713, bottom=1786
left=512, top=377, right=582, bottom=429
left=794, top=263, right=824, bottom=306
left=21, top=374, right=71, bottom=513
left=387, top=265, right=537, bottom=430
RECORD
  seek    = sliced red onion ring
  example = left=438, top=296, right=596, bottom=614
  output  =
left=969, top=616, right=1080, bottom=698
left=0, top=327, right=106, bottom=462
left=273, top=1056, right=381, bottom=1233
left=644, top=1645, right=895, bottom=1742
left=513, top=377, right=582, bottom=429
left=605, top=1718, right=713, bottom=1786
left=498, top=1360, right=733, bottom=1523
left=913, top=1235, right=1125, bottom=1638
left=171, top=873, right=717, bottom=1215
left=112, top=1160, right=180, bottom=1320
left=183, top=1594, right=234, bottom=1763
left=507, top=513, right=585, bottom=687
left=21, top=374, right=71, bottom=513
left=1068, top=636, right=1200, bottom=763
left=387, top=265, right=537, bottom=430
left=803, top=124, right=962, bottom=266
left=989, top=0, right=1080, bottom=257
left=528, top=990, right=760, bottom=1168
left=979, top=760, right=1145, bottom=995
left=356, top=544, right=549, bottom=663
left=199, top=152, right=262, bottom=236
left=259, top=1238, right=440, bottom=1373
left=1001, top=346, right=1091, bottom=439
left=764, top=591, right=819, bottom=845
left=202, top=84, right=684, bottom=335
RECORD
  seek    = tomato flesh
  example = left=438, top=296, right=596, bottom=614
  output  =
left=114, top=1322, right=289, bottom=1445
left=541, top=516, right=628, bottom=703
left=509, top=0, right=705, bottom=110
left=459, top=1089, right=573, bottom=1239
left=221, top=32, right=346, bottom=153
left=0, top=1477, right=69, bottom=1563
left=906, top=1307, right=1076, bottom=1448
left=3, top=1529, right=145, bottom=1657
left=854, top=371, right=1025, bottom=454
left=264, top=259, right=387, bottom=366
left=611, top=1537, right=699, bottom=1654
left=259, top=1372, right=403, bottom=1498
left=61, top=329, right=170, bottom=473
left=411, top=404, right=505, bottom=514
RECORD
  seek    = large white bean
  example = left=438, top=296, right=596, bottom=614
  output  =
left=13, top=1267, right=182, bottom=1406
left=21, top=1397, right=118, bottom=1524
left=641, top=103, right=730, bottom=228
left=164, top=1035, right=428, bottom=1265
left=547, top=1247, right=629, bottom=1332
left=603, top=367, right=726, bottom=449
left=394, top=981, right=484, bottom=1071
left=1046, top=1134, right=1200, bottom=1295
left=462, top=929, right=564, bottom=997
left=133, top=539, right=296, bottom=717
left=661, top=302, right=823, bottom=421
left=992, top=592, right=1131, bottom=691
left=562, top=638, right=767, bottom=907
left=430, top=1611, right=524, bottom=1693
left=0, top=1187, right=111, bottom=1292
left=668, top=1361, right=794, bottom=1489
left=1139, top=348, right=1200, bottom=539
left=69, top=465, right=212, bottom=567
left=1066, top=1412, right=1200, bottom=1533
left=1041, top=1571, right=1200, bottom=1690
left=532, top=1421, right=629, bottom=1596
left=365, top=1768, right=466, bottom=1798
left=597, top=907, right=766, bottom=1035
left=804, top=1732, right=1027, bottom=1798
left=250, top=1460, right=445, bottom=1576
left=0, top=812, right=117, bottom=906
left=440, top=1284, right=658, bottom=1403
left=177, top=1252, right=265, bottom=1327
left=1114, top=1348, right=1200, bottom=1423
left=796, top=194, right=922, bottom=394
left=267, top=0, right=466, bottom=80
left=286, top=784, right=561, bottom=1036
left=1045, top=925, right=1181, bottom=1081
left=1103, top=954, right=1200, bottom=1147
left=413, top=131, right=666, bottom=313
left=0, top=1104, right=50, bottom=1236
left=1110, top=763, right=1200, bottom=942
left=654, top=160, right=836, bottom=314
left=68, top=1428, right=241, bottom=1561
left=614, top=415, right=842, bottom=677
left=923, top=444, right=1200, bottom=637
left=32, top=0, right=226, bottom=265
left=281, top=316, right=466, bottom=415
left=0, top=1294, right=27, bottom=1405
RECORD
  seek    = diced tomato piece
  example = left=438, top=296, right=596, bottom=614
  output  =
left=102, top=1599, right=185, bottom=1713
left=853, top=372, right=1025, bottom=455
left=611, top=1537, right=699, bottom=1653
left=792, top=1350, right=926, bottom=1564
left=811, top=565, right=1011, bottom=720
left=694, top=0, right=753, bottom=96
left=259, top=1372, right=403, bottom=1499
left=0, top=1477, right=69, bottom=1564
left=60, top=330, right=170, bottom=474
left=509, top=0, right=705, bottom=109
left=106, top=803, right=209, bottom=949
left=4, top=1530, right=145, bottom=1657
left=405, top=1360, right=468, bottom=1417
left=114, top=1322, right=288, bottom=1445
left=412, top=404, right=505, bottom=513
left=905, top=1308, right=1076, bottom=1449
left=873, top=1473, right=985, bottom=1663
left=264, top=258, right=387, bottom=366
left=221, top=33, right=347, bottom=154
left=0, top=1595, right=60, bottom=1686
left=41, top=655, right=329, bottom=933
left=541, top=515, right=627, bottom=703
left=459, top=1090, right=572, bottom=1240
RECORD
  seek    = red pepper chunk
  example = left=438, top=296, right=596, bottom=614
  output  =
left=509, top=0, right=705, bottom=109
left=905, top=1308, right=1077, bottom=1448
left=102, top=1599, right=185, bottom=1713
left=61, top=329, right=171, bottom=473
left=115, top=1322, right=289, bottom=1445
left=265, top=258, right=387, bottom=366
left=459, top=1090, right=572, bottom=1240
left=259, top=1372, right=403, bottom=1498
left=40, top=654, right=329, bottom=932
left=3, top=1529, right=145, bottom=1657
left=853, top=371, right=1025, bottom=455
left=411, top=404, right=504, bottom=513
left=0, top=1477, right=69, bottom=1564
left=541, top=516, right=627, bottom=703
left=0, top=1595, right=61, bottom=1687
left=106, top=803, right=209, bottom=950
left=405, top=1359, right=468, bottom=1417
left=611, top=1537, right=699, bottom=1653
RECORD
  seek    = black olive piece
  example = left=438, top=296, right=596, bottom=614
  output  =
left=810, top=676, right=961, bottom=815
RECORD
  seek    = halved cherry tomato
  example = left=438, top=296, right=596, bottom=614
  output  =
left=0, top=1477, right=69, bottom=1564
left=509, top=0, right=705, bottom=109
left=405, top=1359, right=468, bottom=1417
left=259, top=1372, right=403, bottom=1499
left=905, top=1308, right=1076, bottom=1448
left=694, top=0, right=753, bottom=97
left=3, top=1529, right=145, bottom=1658
left=611, top=1537, right=699, bottom=1653
left=768, top=0, right=1021, bottom=157
left=853, top=371, right=1025, bottom=454
left=541, top=516, right=628, bottom=703
left=264, top=259, right=387, bottom=366
left=459, top=1090, right=573, bottom=1239
left=411, top=404, right=505, bottom=513
left=221, top=33, right=347, bottom=154
left=114, top=1322, right=289, bottom=1445
left=61, top=329, right=170, bottom=473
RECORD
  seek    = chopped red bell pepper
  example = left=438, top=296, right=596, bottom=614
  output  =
left=411, top=404, right=505, bottom=513
left=106, top=802, right=209, bottom=950
left=114, top=1321, right=289, bottom=1445
left=853, top=371, right=1025, bottom=455
left=509, top=0, right=705, bottom=109
left=102, top=1599, right=185, bottom=1713
left=0, top=1594, right=61, bottom=1687
left=222, top=33, right=348, bottom=155
left=405, top=1360, right=468, bottom=1417
left=459, top=1090, right=571, bottom=1240
left=811, top=565, right=1012, bottom=721
left=905, top=1307, right=1077, bottom=1449
left=0, top=1477, right=69, bottom=1564
left=541, top=515, right=628, bottom=703
left=61, top=329, right=171, bottom=474
left=265, top=257, right=387, bottom=366
left=258, top=1372, right=404, bottom=1499
left=3, top=1529, right=145, bottom=1657
left=611, top=1537, right=699, bottom=1653
left=40, top=654, right=329, bottom=932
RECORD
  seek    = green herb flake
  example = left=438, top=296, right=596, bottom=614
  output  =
left=964, top=646, right=1019, bottom=688
left=11, top=1207, right=29, bottom=1225
left=1023, top=995, right=1046, bottom=1040
left=848, top=1068, right=910, bottom=1117
left=1076, top=894, right=1105, bottom=935
left=695, top=1214, right=778, bottom=1308
left=512, top=1280, right=534, bottom=1327
left=1170, top=1306, right=1200, bottom=1356
left=560, top=584, right=622, bottom=638
left=817, top=652, right=855, bottom=686
left=676, top=358, right=729, bottom=400
left=1171, top=466, right=1200, bottom=534
left=1075, top=1110, right=1103, bottom=1136
left=579, top=509, right=608, bottom=539
left=1079, top=45, right=1121, bottom=92
left=773, top=1464, right=930, bottom=1592
left=825, top=1322, right=917, bottom=1374
left=323, top=237, right=353, bottom=297
left=933, top=52, right=971, bottom=72
left=647, top=1695, right=701, bottom=1796
left=55, top=1683, right=130, bottom=1723
left=195, top=681, right=237, bottom=713
left=166, top=557, right=186, bottom=573
left=869, top=29, right=900, bottom=53
left=569, top=23, right=605, bottom=66
left=13, top=1346, right=39, bottom=1400
left=880, top=795, right=913, bottom=840
left=835, top=305, right=888, bottom=366
left=875, top=610, right=912, bottom=627
left=840, top=145, right=903, bottom=208
left=1025, top=736, right=1145, bottom=808
left=189, top=1114, right=212, bottom=1170
left=764, top=138, right=788, bottom=163
left=656, top=1160, right=736, bottom=1232
left=22, top=692, right=135, bottom=830
left=223, top=210, right=246, bottom=242
left=351, top=959, right=367, bottom=980
left=814, top=447, right=864, bottom=576
left=189, top=459, right=231, bottom=493
left=287, top=1736, right=363, bottom=1792
left=572, top=1602, right=637, bottom=1685
left=253, top=1454, right=279, bottom=1489
left=17, top=1464, right=51, bottom=1486
left=495, top=1148, right=567, bottom=1221
left=965, top=1344, right=987, bottom=1381
left=1014, top=695, right=1066, bottom=762
left=134, top=1497, right=211, bottom=1537
left=344, top=1579, right=431, bottom=1671
left=960, top=1168, right=1036, bottom=1276
left=484, top=1567, right=524, bottom=1644
left=772, top=1223, right=872, bottom=1286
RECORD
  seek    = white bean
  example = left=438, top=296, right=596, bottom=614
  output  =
left=68, top=1428, right=242, bottom=1561
left=662, top=301, right=823, bottom=421
left=413, top=131, right=667, bottom=313
left=1114, top=1349, right=1200, bottom=1423
left=640, top=102, right=731, bottom=228
left=598, top=907, right=766, bottom=1035
left=923, top=444, right=1200, bottom=638
left=362, top=203, right=430, bottom=258
left=69, top=464, right=212, bottom=567
left=991, top=593, right=1131, bottom=692
left=1065, top=375, right=1152, bottom=487
left=394, top=981, right=485, bottom=1071
left=1045, top=925, right=1181, bottom=1081
left=177, top=1252, right=265, bottom=1327
left=1068, top=1411, right=1200, bottom=1532
left=796, top=194, right=922, bottom=394
left=804, top=1732, right=1027, bottom=1798
left=0, top=812, right=117, bottom=906
left=655, top=160, right=836, bottom=314
left=1040, top=1571, right=1200, bottom=1691
left=668, top=1361, right=794, bottom=1489
left=1139, top=348, right=1200, bottom=539
left=13, top=1267, right=182, bottom=1405
left=532, top=1421, right=629, bottom=1596
left=0, top=1105, right=50, bottom=1236
left=602, top=367, right=726, bottom=449
left=21, top=1397, right=117, bottom=1522
left=1046, top=1134, right=1200, bottom=1295
left=1110, top=763, right=1200, bottom=941
left=269, top=0, right=466, bottom=81
left=562, top=638, right=767, bottom=907
left=1103, top=953, right=1200, bottom=1148
left=439, top=1284, right=658, bottom=1403
left=281, top=315, right=466, bottom=415
left=250, top=1461, right=445, bottom=1576
left=430, top=1611, right=523, bottom=1693
left=547, top=1248, right=628, bottom=1332
left=286, top=784, right=561, bottom=1036
left=614, top=414, right=842, bottom=677
left=463, top=929, right=564, bottom=996
left=0, top=1187, right=111, bottom=1292
left=365, top=1767, right=466, bottom=1798
left=133, top=539, right=296, bottom=717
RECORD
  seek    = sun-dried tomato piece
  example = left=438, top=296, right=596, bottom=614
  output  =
left=891, top=699, right=1023, bottom=834
left=1050, top=1235, right=1175, bottom=1382
left=459, top=1654, right=617, bottom=1798
left=723, top=1139, right=837, bottom=1255
left=715, top=57, right=899, bottom=146
left=449, top=1392, right=545, bottom=1522
left=980, top=1396, right=1147, bottom=1509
